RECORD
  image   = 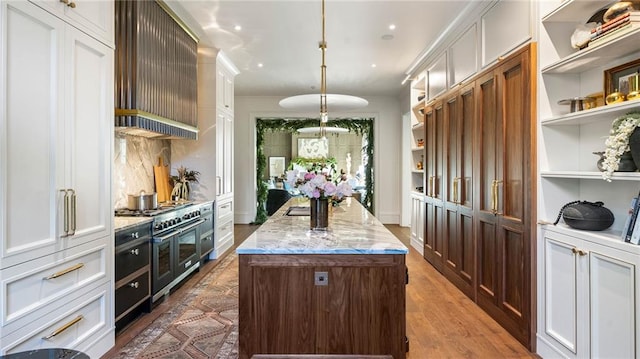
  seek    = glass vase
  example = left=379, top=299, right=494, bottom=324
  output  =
left=310, top=197, right=329, bottom=231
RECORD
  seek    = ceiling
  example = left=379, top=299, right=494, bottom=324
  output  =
left=168, top=1, right=478, bottom=97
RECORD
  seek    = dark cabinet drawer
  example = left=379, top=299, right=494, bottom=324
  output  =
left=115, top=222, right=151, bottom=247
left=200, top=229, right=214, bottom=257
left=115, top=238, right=150, bottom=282
left=115, top=271, right=150, bottom=320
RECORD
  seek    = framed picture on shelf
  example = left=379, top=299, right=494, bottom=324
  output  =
left=604, top=58, right=640, bottom=98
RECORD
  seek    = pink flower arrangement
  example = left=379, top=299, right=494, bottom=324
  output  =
left=286, top=169, right=352, bottom=200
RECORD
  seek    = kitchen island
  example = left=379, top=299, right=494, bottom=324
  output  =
left=237, top=197, right=408, bottom=359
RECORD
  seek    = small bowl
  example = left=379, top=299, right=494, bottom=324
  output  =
left=628, top=91, right=640, bottom=101
left=606, top=91, right=626, bottom=104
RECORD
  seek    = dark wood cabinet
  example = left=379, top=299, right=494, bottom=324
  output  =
left=475, top=44, right=535, bottom=348
left=239, top=254, right=406, bottom=359
left=423, top=100, right=445, bottom=271
left=442, top=83, right=476, bottom=298
left=420, top=43, right=536, bottom=349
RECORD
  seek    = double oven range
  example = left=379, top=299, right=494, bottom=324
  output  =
left=116, top=202, right=210, bottom=303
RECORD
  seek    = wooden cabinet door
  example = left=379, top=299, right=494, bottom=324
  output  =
left=475, top=45, right=533, bottom=347
left=443, top=83, right=476, bottom=298
left=424, top=101, right=445, bottom=271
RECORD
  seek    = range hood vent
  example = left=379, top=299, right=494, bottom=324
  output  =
left=115, top=0, right=198, bottom=140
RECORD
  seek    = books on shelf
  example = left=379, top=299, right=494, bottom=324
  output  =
left=621, top=197, right=637, bottom=241
left=589, top=12, right=640, bottom=48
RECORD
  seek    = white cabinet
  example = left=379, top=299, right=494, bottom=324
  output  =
left=410, top=193, right=425, bottom=254
left=537, top=0, right=640, bottom=357
left=29, top=0, right=113, bottom=47
left=216, top=111, right=234, bottom=198
left=481, top=0, right=531, bottom=67
left=0, top=1, right=113, bottom=356
left=538, top=227, right=639, bottom=359
left=216, top=55, right=236, bottom=113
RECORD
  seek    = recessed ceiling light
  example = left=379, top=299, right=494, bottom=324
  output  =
left=371, top=64, right=377, bottom=68
left=258, top=63, right=263, bottom=68
left=381, top=34, right=394, bottom=40
left=389, top=24, right=396, bottom=30
left=234, top=25, right=242, bottom=31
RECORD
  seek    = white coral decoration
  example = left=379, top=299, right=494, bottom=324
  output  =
left=602, top=112, right=640, bottom=182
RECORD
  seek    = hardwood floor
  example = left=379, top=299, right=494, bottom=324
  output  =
left=109, top=223, right=538, bottom=358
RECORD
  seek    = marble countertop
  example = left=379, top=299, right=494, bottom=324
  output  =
left=114, top=216, right=153, bottom=231
left=236, top=197, right=408, bottom=255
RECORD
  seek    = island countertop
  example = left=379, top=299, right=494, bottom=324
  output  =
left=236, top=197, right=408, bottom=255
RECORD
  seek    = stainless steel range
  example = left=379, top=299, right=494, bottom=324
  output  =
left=116, top=203, right=203, bottom=302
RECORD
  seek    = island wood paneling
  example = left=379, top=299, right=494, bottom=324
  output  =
left=239, top=254, right=406, bottom=359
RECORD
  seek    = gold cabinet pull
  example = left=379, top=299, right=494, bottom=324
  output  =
left=572, top=247, right=588, bottom=256
left=42, top=315, right=83, bottom=340
left=69, top=189, right=76, bottom=235
left=490, top=180, right=497, bottom=214
left=44, top=263, right=84, bottom=280
left=67, top=1, right=76, bottom=8
left=452, top=177, right=461, bottom=204
left=59, top=0, right=69, bottom=4
left=427, top=176, right=433, bottom=197
left=60, top=189, right=69, bottom=235
left=493, top=180, right=502, bottom=215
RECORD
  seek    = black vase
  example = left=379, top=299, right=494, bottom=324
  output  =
left=629, top=127, right=640, bottom=169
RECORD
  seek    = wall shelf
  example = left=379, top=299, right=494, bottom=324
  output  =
left=541, top=100, right=640, bottom=126
left=540, top=170, right=640, bottom=181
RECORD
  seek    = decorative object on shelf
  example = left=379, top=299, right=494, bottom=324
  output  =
left=557, top=97, right=596, bottom=112
left=585, top=91, right=605, bottom=109
left=416, top=155, right=424, bottom=170
left=285, top=169, right=352, bottom=230
left=604, top=58, right=640, bottom=101
left=170, top=166, right=200, bottom=200
left=594, top=151, right=637, bottom=172
left=553, top=200, right=615, bottom=231
left=417, top=138, right=424, bottom=147
left=602, top=111, right=640, bottom=181
left=417, top=93, right=425, bottom=102
left=603, top=1, right=640, bottom=22
left=606, top=90, right=626, bottom=104
left=571, top=22, right=597, bottom=49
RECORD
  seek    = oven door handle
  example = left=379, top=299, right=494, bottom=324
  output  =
left=153, top=219, right=205, bottom=243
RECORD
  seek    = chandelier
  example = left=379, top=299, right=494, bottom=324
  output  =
left=278, top=0, right=368, bottom=135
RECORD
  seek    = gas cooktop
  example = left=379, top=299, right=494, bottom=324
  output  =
left=115, top=201, right=194, bottom=217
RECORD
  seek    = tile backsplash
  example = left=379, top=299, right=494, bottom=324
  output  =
left=114, top=133, right=171, bottom=209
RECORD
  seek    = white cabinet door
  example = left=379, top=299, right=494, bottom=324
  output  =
left=65, top=26, right=112, bottom=244
left=216, top=110, right=234, bottom=198
left=481, top=0, right=531, bottom=67
left=587, top=247, right=636, bottom=358
left=1, top=1, right=65, bottom=268
left=540, top=228, right=638, bottom=359
left=1, top=1, right=112, bottom=268
left=543, top=235, right=579, bottom=355
left=29, top=0, right=113, bottom=46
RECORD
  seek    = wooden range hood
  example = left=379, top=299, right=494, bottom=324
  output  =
left=115, top=0, right=198, bottom=139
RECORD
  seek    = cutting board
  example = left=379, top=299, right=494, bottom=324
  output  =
left=154, top=157, right=172, bottom=202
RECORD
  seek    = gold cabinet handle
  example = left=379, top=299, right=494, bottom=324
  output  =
left=490, top=180, right=497, bottom=214
left=452, top=177, right=461, bottom=204
left=68, top=1, right=76, bottom=8
left=44, top=263, right=84, bottom=280
left=572, top=248, right=588, bottom=256
left=60, top=189, right=69, bottom=236
left=42, top=315, right=83, bottom=340
left=69, top=189, right=76, bottom=235
left=494, top=180, right=503, bottom=215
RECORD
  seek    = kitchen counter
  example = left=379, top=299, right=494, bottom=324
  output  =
left=114, top=216, right=153, bottom=231
left=237, top=197, right=407, bottom=359
left=236, top=197, right=408, bottom=255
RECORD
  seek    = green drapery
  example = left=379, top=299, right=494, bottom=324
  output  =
left=254, top=117, right=374, bottom=224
